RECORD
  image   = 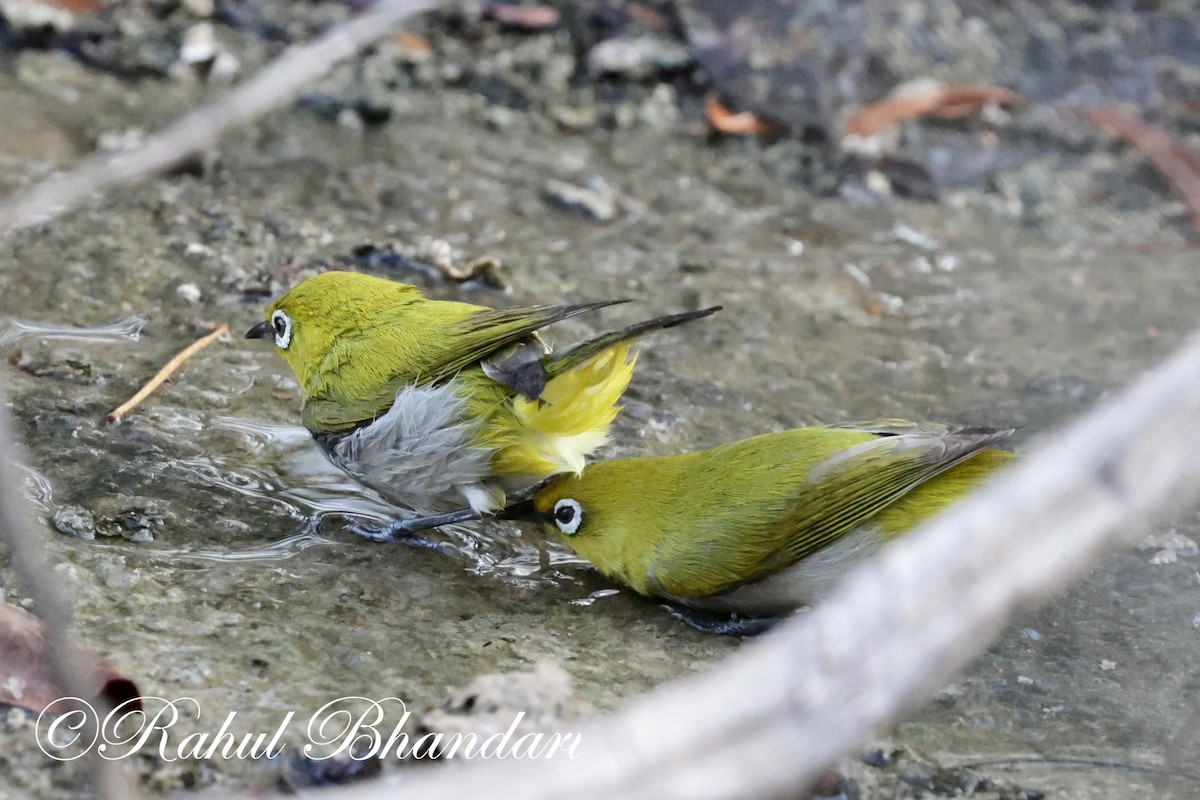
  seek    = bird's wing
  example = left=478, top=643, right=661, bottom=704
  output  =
left=430, top=300, right=628, bottom=384
left=544, top=305, right=721, bottom=377
left=646, top=425, right=1010, bottom=600
left=301, top=300, right=625, bottom=434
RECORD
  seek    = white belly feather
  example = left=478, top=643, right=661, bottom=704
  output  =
left=678, top=526, right=887, bottom=616
left=325, top=381, right=503, bottom=514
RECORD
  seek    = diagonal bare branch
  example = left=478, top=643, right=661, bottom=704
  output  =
left=0, top=377, right=141, bottom=800
left=0, top=0, right=443, bottom=235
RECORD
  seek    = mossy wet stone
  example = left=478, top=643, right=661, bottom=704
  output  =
left=280, top=746, right=382, bottom=790
left=52, top=504, right=96, bottom=539
left=88, top=493, right=166, bottom=541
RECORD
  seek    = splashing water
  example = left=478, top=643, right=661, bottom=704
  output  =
left=0, top=315, right=147, bottom=348
left=150, top=416, right=589, bottom=584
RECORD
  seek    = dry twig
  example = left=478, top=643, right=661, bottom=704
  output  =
left=0, top=599, right=140, bottom=713
left=843, top=84, right=1023, bottom=139
left=107, top=323, right=228, bottom=423
left=0, top=379, right=141, bottom=800
left=1086, top=108, right=1200, bottom=231
left=0, top=0, right=443, bottom=234
left=705, top=95, right=786, bottom=137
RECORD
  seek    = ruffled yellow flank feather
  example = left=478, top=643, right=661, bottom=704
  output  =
left=491, top=345, right=636, bottom=478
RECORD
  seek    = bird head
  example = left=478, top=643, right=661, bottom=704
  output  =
left=501, top=465, right=650, bottom=581
left=245, top=271, right=421, bottom=389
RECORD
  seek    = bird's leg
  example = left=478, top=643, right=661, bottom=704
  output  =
left=341, top=518, right=441, bottom=551
left=343, top=507, right=484, bottom=548
left=663, top=604, right=784, bottom=637
left=344, top=478, right=553, bottom=547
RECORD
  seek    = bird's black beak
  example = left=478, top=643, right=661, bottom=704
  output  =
left=496, top=474, right=563, bottom=523
left=497, top=498, right=540, bottom=523
left=245, top=321, right=271, bottom=340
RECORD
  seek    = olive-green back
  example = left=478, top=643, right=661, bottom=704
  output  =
left=545, top=423, right=1012, bottom=599
left=266, top=272, right=616, bottom=433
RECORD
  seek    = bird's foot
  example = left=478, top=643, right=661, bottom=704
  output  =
left=341, top=519, right=443, bottom=552
left=664, top=605, right=783, bottom=637
left=343, top=506, right=486, bottom=550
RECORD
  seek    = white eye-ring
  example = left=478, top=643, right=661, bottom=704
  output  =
left=271, top=310, right=292, bottom=350
left=552, top=498, right=583, bottom=535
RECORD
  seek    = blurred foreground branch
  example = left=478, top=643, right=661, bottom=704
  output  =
left=0, top=379, right=140, bottom=800
left=0, top=0, right=442, bottom=234
left=302, top=331, right=1200, bottom=798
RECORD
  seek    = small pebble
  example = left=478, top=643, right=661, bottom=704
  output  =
left=1139, top=531, right=1198, bottom=557
left=179, top=22, right=218, bottom=65
left=52, top=505, right=95, bottom=540
left=638, top=83, right=681, bottom=128
left=587, top=35, right=691, bottom=80
left=543, top=176, right=618, bottom=222
left=336, top=108, right=366, bottom=134
left=893, top=223, right=940, bottom=250
left=934, top=684, right=962, bottom=707
left=281, top=748, right=381, bottom=790
left=0, top=0, right=74, bottom=32
left=807, top=769, right=845, bottom=798
left=174, top=23, right=239, bottom=80
left=1150, top=549, right=1178, bottom=565
left=484, top=106, right=518, bottom=130
left=176, top=283, right=202, bottom=304
left=184, top=242, right=214, bottom=257
left=1025, top=374, right=1102, bottom=400
left=183, top=0, right=213, bottom=16
left=864, top=170, right=892, bottom=196
left=97, top=128, right=145, bottom=152
left=551, top=105, right=598, bottom=133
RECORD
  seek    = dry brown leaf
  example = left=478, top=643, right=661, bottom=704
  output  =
left=843, top=84, right=1023, bottom=138
left=39, top=0, right=101, bottom=14
left=1087, top=107, right=1200, bottom=232
left=486, top=3, right=560, bottom=30
left=625, top=2, right=671, bottom=31
left=0, top=600, right=139, bottom=714
left=391, top=31, right=433, bottom=54
left=705, top=95, right=786, bottom=138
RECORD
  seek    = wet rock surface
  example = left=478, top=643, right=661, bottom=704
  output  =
left=1, top=0, right=1200, bottom=797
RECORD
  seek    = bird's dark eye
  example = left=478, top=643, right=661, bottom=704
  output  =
left=552, top=498, right=583, bottom=535
left=270, top=310, right=293, bottom=350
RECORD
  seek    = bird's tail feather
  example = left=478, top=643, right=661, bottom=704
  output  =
left=501, top=345, right=637, bottom=476
left=545, top=305, right=721, bottom=377
left=493, top=305, right=719, bottom=478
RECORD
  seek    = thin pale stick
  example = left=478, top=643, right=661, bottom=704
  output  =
left=0, top=379, right=141, bottom=800
left=0, top=0, right=442, bottom=234
left=107, top=323, right=228, bottom=423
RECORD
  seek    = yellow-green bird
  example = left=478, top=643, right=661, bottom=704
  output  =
left=499, top=421, right=1014, bottom=625
left=245, top=271, right=719, bottom=516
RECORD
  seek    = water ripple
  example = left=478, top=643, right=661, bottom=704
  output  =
left=0, top=315, right=147, bottom=348
left=163, top=416, right=590, bottom=583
